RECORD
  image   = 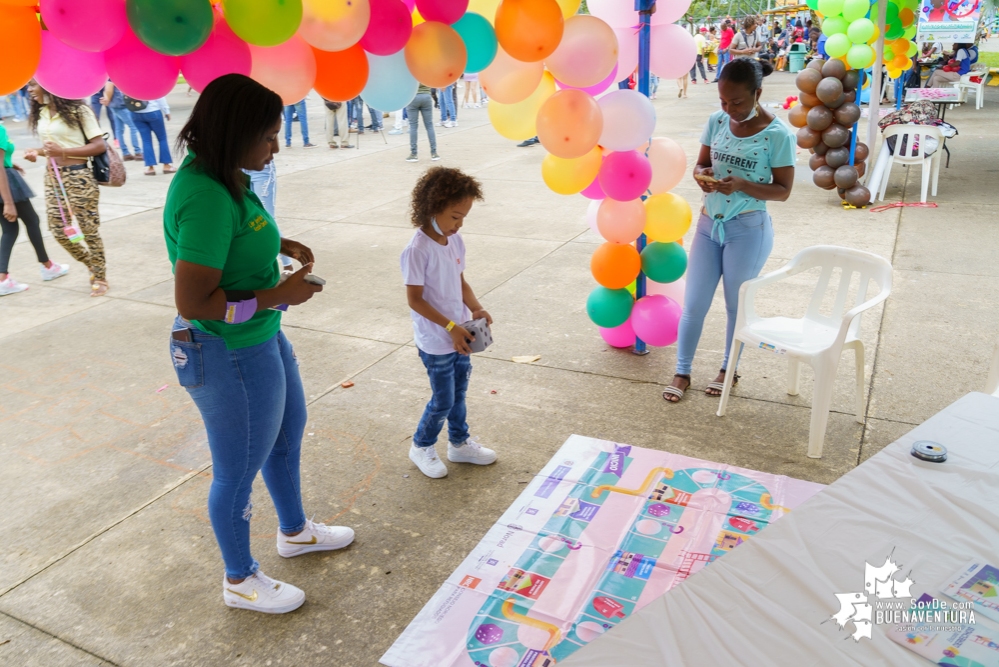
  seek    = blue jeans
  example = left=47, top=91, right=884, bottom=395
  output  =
left=715, top=50, right=732, bottom=79
left=413, top=350, right=471, bottom=448
left=675, top=210, right=774, bottom=375
left=245, top=163, right=291, bottom=267
left=438, top=85, right=456, bottom=122
left=170, top=318, right=307, bottom=579
left=407, top=93, right=437, bottom=155
left=283, top=101, right=310, bottom=145
left=109, top=106, right=142, bottom=156
left=131, top=110, right=172, bottom=167
left=353, top=97, right=381, bottom=133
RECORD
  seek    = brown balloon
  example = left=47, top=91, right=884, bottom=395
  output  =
left=854, top=142, right=869, bottom=162
left=821, top=59, right=847, bottom=80
left=822, top=123, right=851, bottom=148
left=806, top=105, right=834, bottom=132
left=843, top=90, right=857, bottom=104
left=807, top=59, right=825, bottom=72
left=809, top=153, right=828, bottom=170
left=834, top=102, right=861, bottom=126
left=813, top=141, right=829, bottom=156
left=816, top=77, right=845, bottom=106
left=842, top=70, right=860, bottom=91
left=837, top=187, right=847, bottom=199
left=845, top=185, right=871, bottom=206
left=796, top=126, right=823, bottom=149
left=828, top=93, right=846, bottom=109
left=813, top=165, right=837, bottom=189
left=788, top=103, right=810, bottom=128
left=834, top=165, right=859, bottom=189
left=825, top=146, right=850, bottom=168
left=856, top=161, right=866, bottom=178
left=795, top=68, right=823, bottom=95
left=799, top=92, right=821, bottom=107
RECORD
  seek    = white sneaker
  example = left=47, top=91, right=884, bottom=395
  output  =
left=448, top=437, right=497, bottom=465
left=39, top=262, right=69, bottom=281
left=434, top=121, right=444, bottom=127
left=222, top=570, right=305, bottom=614
left=277, top=518, right=355, bottom=558
left=409, top=443, right=448, bottom=478
left=0, top=276, right=28, bottom=296
left=388, top=128, right=404, bottom=135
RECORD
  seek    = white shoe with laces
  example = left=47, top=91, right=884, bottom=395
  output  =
left=447, top=436, right=497, bottom=465
left=39, top=262, right=69, bottom=281
left=222, top=570, right=305, bottom=614
left=277, top=518, right=354, bottom=557
left=409, top=443, right=448, bottom=478
left=0, top=276, right=28, bottom=296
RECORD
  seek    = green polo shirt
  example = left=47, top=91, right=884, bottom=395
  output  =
left=0, top=124, right=14, bottom=169
left=164, top=154, right=281, bottom=349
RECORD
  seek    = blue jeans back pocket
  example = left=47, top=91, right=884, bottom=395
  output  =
left=171, top=340, right=204, bottom=388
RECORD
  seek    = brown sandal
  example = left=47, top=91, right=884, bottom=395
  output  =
left=90, top=280, right=109, bottom=297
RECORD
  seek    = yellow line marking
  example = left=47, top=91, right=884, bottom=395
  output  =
left=760, top=493, right=791, bottom=513
left=501, top=598, right=561, bottom=652
left=590, top=467, right=674, bottom=499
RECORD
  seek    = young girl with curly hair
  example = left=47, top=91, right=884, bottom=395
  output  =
left=400, top=167, right=496, bottom=478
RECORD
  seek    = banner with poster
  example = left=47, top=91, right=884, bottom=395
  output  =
left=917, top=0, right=983, bottom=43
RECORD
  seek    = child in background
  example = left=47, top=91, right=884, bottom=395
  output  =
left=400, top=167, right=496, bottom=478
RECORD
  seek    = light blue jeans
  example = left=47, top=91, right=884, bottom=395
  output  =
left=407, top=93, right=438, bottom=155
left=283, top=100, right=310, bottom=145
left=715, top=50, right=732, bottom=79
left=438, top=85, right=456, bottom=122
left=109, top=106, right=142, bottom=156
left=675, top=210, right=774, bottom=375
left=245, top=162, right=291, bottom=266
left=170, top=318, right=307, bottom=579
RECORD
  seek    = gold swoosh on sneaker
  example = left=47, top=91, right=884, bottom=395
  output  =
left=286, top=535, right=317, bottom=545
left=226, top=588, right=258, bottom=602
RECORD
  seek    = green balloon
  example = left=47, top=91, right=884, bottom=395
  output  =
left=223, top=0, right=303, bottom=47
left=806, top=0, right=820, bottom=8
left=907, top=41, right=918, bottom=57
left=127, top=0, right=213, bottom=56
left=883, top=45, right=896, bottom=60
left=885, top=2, right=899, bottom=22
left=818, top=0, right=845, bottom=17
left=847, top=43, right=874, bottom=68
left=847, top=17, right=875, bottom=43
left=822, top=16, right=849, bottom=36
left=903, top=24, right=917, bottom=39
left=454, top=12, right=497, bottom=73
left=842, top=0, right=871, bottom=21
left=885, top=21, right=905, bottom=39
left=825, top=32, right=851, bottom=58
left=586, top=287, right=634, bottom=329
left=640, top=243, right=687, bottom=285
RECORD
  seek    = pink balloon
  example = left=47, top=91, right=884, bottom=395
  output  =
left=614, top=27, right=638, bottom=80
left=646, top=137, right=688, bottom=195
left=597, top=198, right=645, bottom=244
left=631, top=294, right=682, bottom=347
left=42, top=0, right=127, bottom=52
left=646, top=277, right=686, bottom=307
left=556, top=63, right=618, bottom=96
left=180, top=19, right=252, bottom=94
left=416, top=0, right=468, bottom=24
left=35, top=32, right=108, bottom=100
left=402, top=0, right=416, bottom=9
left=590, top=0, right=692, bottom=27
left=599, top=150, right=652, bottom=202
left=600, top=317, right=635, bottom=348
left=361, top=0, right=413, bottom=55
left=581, top=175, right=606, bottom=200
left=652, top=0, right=694, bottom=25
left=650, top=24, right=697, bottom=79
left=250, top=36, right=317, bottom=105
left=105, top=29, right=180, bottom=100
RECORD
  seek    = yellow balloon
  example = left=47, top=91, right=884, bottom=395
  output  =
left=488, top=71, right=556, bottom=140
left=467, top=0, right=502, bottom=23
left=866, top=23, right=879, bottom=45
left=644, top=193, right=692, bottom=243
left=413, top=7, right=425, bottom=25
left=555, top=0, right=581, bottom=18
left=542, top=146, right=602, bottom=195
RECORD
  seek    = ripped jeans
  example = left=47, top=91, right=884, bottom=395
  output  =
left=170, top=316, right=307, bottom=579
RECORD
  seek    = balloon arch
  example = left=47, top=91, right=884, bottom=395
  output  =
left=0, top=0, right=701, bottom=351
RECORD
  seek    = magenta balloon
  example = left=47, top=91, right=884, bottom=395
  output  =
left=35, top=32, right=108, bottom=100
left=402, top=0, right=416, bottom=9
left=105, top=29, right=180, bottom=100
left=630, top=294, right=682, bottom=347
left=42, top=0, right=128, bottom=52
left=599, top=150, right=653, bottom=202
left=581, top=175, right=606, bottom=200
left=600, top=317, right=635, bottom=348
left=180, top=19, right=252, bottom=93
left=649, top=24, right=697, bottom=79
left=556, top=63, right=618, bottom=96
left=416, top=0, right=468, bottom=24
left=614, top=26, right=638, bottom=80
left=361, top=0, right=413, bottom=55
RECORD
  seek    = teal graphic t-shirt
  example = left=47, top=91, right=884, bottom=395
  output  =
left=700, top=109, right=795, bottom=226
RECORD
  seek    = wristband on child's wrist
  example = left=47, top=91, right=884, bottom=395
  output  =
left=445, top=321, right=456, bottom=332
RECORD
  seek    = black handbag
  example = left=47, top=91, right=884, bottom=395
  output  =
left=323, top=99, right=342, bottom=111
left=123, top=96, right=147, bottom=112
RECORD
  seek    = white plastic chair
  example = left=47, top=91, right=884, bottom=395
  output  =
left=716, top=246, right=893, bottom=459
left=874, top=124, right=942, bottom=203
left=951, top=64, right=990, bottom=110
left=987, top=338, right=999, bottom=397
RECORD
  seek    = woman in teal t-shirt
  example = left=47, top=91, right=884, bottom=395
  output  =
left=165, top=74, right=355, bottom=614
left=663, top=58, right=795, bottom=403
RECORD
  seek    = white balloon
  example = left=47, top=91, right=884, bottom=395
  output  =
left=597, top=89, right=656, bottom=152
left=586, top=198, right=602, bottom=235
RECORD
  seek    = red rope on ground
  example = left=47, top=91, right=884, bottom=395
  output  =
left=868, top=202, right=940, bottom=213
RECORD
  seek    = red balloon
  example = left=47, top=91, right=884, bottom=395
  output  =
left=314, top=44, right=369, bottom=102
left=361, top=0, right=413, bottom=56
left=415, top=0, right=468, bottom=24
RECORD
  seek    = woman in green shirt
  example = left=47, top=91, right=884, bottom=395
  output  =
left=165, top=74, right=354, bottom=614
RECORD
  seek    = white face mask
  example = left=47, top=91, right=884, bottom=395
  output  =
left=430, top=216, right=444, bottom=235
left=742, top=103, right=759, bottom=122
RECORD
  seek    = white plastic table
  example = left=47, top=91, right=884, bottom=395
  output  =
left=565, top=392, right=999, bottom=666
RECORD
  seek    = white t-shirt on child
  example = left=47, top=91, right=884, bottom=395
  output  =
left=400, top=229, right=470, bottom=355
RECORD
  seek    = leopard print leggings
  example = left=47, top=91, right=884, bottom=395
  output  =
left=44, top=165, right=105, bottom=281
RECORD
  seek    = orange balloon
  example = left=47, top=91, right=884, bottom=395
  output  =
left=405, top=21, right=467, bottom=88
left=314, top=43, right=369, bottom=102
left=892, top=53, right=908, bottom=68
left=494, top=0, right=564, bottom=63
left=536, top=89, right=603, bottom=159
left=1, top=5, right=41, bottom=96
left=899, top=8, right=914, bottom=26
left=479, top=45, right=544, bottom=103
left=591, top=242, right=641, bottom=289
left=0, top=0, right=38, bottom=5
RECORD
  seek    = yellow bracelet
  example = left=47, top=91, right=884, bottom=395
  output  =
left=445, top=321, right=456, bottom=332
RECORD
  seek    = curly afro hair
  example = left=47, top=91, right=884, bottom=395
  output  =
left=409, top=167, right=484, bottom=228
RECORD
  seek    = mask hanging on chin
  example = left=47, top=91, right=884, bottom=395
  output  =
left=431, top=216, right=444, bottom=235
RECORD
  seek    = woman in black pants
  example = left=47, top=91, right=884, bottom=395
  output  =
left=0, top=125, right=67, bottom=296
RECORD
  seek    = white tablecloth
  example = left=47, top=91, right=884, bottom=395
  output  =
left=565, top=393, right=999, bottom=666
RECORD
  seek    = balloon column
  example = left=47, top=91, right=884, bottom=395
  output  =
left=811, top=0, right=919, bottom=78
left=790, top=59, right=872, bottom=207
